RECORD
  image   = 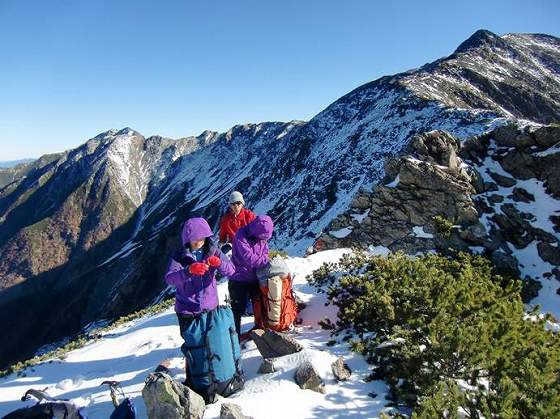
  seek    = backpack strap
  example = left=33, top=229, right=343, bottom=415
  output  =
left=228, top=325, right=243, bottom=377
left=202, top=310, right=219, bottom=402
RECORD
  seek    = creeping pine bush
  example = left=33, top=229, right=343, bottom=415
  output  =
left=308, top=252, right=560, bottom=418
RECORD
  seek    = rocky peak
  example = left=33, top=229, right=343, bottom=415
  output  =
left=400, top=32, right=560, bottom=123
left=454, top=29, right=510, bottom=54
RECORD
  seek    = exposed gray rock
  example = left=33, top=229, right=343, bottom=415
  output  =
left=408, top=130, right=460, bottom=170
left=220, top=403, right=253, bottom=419
left=142, top=372, right=205, bottom=419
left=294, top=361, right=326, bottom=394
left=250, top=329, right=303, bottom=359
left=537, top=242, right=560, bottom=265
left=484, top=181, right=499, bottom=192
left=533, top=228, right=558, bottom=244
left=492, top=205, right=534, bottom=249
left=493, top=124, right=521, bottom=148
left=490, top=250, right=520, bottom=277
left=488, top=171, right=517, bottom=187
left=551, top=216, right=560, bottom=234
left=512, top=187, right=535, bottom=203
left=521, top=277, right=542, bottom=303
left=488, top=194, right=504, bottom=204
left=540, top=152, right=560, bottom=197
left=459, top=222, right=487, bottom=245
left=257, top=358, right=276, bottom=374
left=350, top=194, right=371, bottom=210
left=468, top=166, right=485, bottom=193
left=460, top=134, right=489, bottom=162
left=533, top=125, right=560, bottom=148
left=499, top=150, right=537, bottom=179
left=331, top=357, right=352, bottom=381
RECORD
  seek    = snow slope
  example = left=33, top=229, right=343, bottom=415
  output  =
left=0, top=250, right=390, bottom=419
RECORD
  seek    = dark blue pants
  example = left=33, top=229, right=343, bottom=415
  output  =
left=228, top=281, right=259, bottom=335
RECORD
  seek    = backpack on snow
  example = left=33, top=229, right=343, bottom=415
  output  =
left=3, top=389, right=87, bottom=419
left=254, top=256, right=298, bottom=332
left=181, top=305, right=244, bottom=403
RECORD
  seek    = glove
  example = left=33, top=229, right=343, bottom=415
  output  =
left=207, top=255, right=221, bottom=268
left=188, top=262, right=209, bottom=276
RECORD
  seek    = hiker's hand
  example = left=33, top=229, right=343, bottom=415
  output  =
left=207, top=255, right=221, bottom=268
left=189, top=262, right=209, bottom=276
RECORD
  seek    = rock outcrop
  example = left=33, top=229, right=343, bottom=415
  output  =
left=294, top=361, right=326, bottom=394
left=317, top=124, right=560, bottom=301
left=250, top=329, right=303, bottom=359
left=142, top=372, right=206, bottom=419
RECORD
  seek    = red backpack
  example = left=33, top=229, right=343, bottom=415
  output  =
left=254, top=258, right=298, bottom=332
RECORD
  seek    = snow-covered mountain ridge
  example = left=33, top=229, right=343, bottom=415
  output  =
left=0, top=29, right=559, bottom=370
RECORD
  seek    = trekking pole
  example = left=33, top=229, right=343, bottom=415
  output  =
left=21, top=388, right=54, bottom=402
left=101, top=380, right=124, bottom=408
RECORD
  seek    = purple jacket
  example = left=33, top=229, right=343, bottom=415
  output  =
left=165, top=218, right=235, bottom=315
left=230, top=215, right=274, bottom=283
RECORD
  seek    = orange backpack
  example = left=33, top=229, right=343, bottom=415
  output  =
left=253, top=273, right=298, bottom=332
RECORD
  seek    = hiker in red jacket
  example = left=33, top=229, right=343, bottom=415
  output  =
left=219, top=191, right=256, bottom=251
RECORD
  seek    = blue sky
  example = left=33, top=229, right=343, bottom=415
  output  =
left=1, top=0, right=559, bottom=160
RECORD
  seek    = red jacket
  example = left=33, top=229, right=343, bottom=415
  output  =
left=219, top=207, right=256, bottom=243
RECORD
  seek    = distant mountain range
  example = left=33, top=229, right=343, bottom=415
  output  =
left=1, top=29, right=559, bottom=369
left=0, top=159, right=35, bottom=169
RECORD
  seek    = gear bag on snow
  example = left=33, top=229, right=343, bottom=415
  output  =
left=181, top=305, right=244, bottom=403
left=3, top=389, right=87, bottom=419
left=254, top=256, right=298, bottom=332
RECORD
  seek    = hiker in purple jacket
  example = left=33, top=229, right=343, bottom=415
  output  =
left=229, top=215, right=274, bottom=336
left=165, top=217, right=235, bottom=374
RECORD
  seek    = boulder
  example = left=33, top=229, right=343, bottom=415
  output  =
left=499, top=150, right=537, bottom=180
left=459, top=222, right=487, bottom=245
left=512, top=187, right=535, bottom=203
left=464, top=167, right=484, bottom=194
left=490, top=250, right=520, bottom=277
left=521, top=277, right=542, bottom=303
left=294, top=361, right=326, bottom=394
left=460, top=134, right=489, bottom=161
left=484, top=181, right=499, bottom=192
left=487, top=194, right=504, bottom=204
left=408, top=131, right=460, bottom=169
left=220, top=403, right=253, bottom=419
left=250, top=329, right=303, bottom=359
left=488, top=171, right=516, bottom=187
left=331, top=357, right=352, bottom=381
left=142, top=372, right=205, bottom=419
left=492, top=124, right=520, bottom=148
left=350, top=194, right=371, bottom=210
left=537, top=242, right=560, bottom=265
left=533, top=125, right=560, bottom=148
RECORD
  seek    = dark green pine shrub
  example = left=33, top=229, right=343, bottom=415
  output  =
left=308, top=252, right=560, bottom=418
